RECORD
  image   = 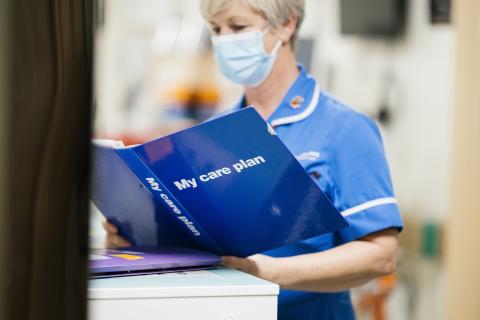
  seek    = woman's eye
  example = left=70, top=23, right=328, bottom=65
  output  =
left=212, top=27, right=220, bottom=34
left=231, top=25, right=246, bottom=32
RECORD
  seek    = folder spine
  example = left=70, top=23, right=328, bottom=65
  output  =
left=116, top=148, right=223, bottom=254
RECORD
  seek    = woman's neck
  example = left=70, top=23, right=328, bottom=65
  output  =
left=244, top=47, right=299, bottom=120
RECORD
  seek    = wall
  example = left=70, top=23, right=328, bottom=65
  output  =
left=304, top=0, right=455, bottom=221
left=95, top=0, right=208, bottom=138
left=301, top=1, right=455, bottom=319
left=446, top=0, right=480, bottom=318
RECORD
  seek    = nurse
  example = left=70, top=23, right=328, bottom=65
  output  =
left=104, top=0, right=403, bottom=318
left=203, top=0, right=403, bottom=318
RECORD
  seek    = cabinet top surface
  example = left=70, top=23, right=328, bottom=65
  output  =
left=88, top=267, right=279, bottom=299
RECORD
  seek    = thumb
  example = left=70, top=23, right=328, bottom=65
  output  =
left=222, top=256, right=257, bottom=274
left=102, top=220, right=118, bottom=234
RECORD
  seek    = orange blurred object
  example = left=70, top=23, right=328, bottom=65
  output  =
left=356, top=273, right=397, bottom=320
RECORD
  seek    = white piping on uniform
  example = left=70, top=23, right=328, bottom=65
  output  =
left=270, top=80, right=321, bottom=127
left=341, top=197, right=398, bottom=217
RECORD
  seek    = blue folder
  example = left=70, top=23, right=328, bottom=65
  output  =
left=91, top=107, right=347, bottom=257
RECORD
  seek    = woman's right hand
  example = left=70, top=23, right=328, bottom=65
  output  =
left=102, top=220, right=132, bottom=249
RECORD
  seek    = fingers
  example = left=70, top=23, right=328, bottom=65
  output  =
left=102, top=220, right=118, bottom=234
left=104, top=233, right=132, bottom=249
left=102, top=220, right=132, bottom=249
left=222, top=256, right=258, bottom=275
left=222, top=256, right=244, bottom=268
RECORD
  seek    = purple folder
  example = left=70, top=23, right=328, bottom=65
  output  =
left=89, top=246, right=221, bottom=278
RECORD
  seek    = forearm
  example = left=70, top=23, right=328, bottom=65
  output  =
left=272, top=235, right=397, bottom=292
left=224, top=229, right=399, bottom=293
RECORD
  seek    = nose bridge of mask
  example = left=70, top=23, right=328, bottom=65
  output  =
left=211, top=29, right=263, bottom=45
left=211, top=25, right=280, bottom=52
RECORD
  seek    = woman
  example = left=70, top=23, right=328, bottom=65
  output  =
left=104, top=0, right=403, bottom=318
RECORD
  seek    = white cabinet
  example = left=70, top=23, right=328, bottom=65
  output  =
left=88, top=268, right=279, bottom=320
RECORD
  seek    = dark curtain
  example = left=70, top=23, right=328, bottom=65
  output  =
left=1, top=0, right=93, bottom=319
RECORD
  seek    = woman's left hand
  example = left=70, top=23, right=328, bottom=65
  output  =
left=222, top=254, right=280, bottom=284
left=221, top=229, right=399, bottom=292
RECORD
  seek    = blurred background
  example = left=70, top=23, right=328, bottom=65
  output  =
left=90, top=1, right=454, bottom=319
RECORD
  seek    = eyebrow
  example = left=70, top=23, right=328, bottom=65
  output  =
left=226, top=16, right=251, bottom=24
left=208, top=15, right=252, bottom=26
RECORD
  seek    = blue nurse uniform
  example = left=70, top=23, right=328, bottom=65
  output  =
left=230, top=65, right=403, bottom=319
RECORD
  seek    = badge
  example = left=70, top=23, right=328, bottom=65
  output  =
left=289, top=95, right=304, bottom=109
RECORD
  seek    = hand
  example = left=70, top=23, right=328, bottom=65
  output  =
left=102, top=220, right=132, bottom=249
left=222, top=254, right=280, bottom=284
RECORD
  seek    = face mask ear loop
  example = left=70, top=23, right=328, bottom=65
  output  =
left=270, top=39, right=283, bottom=56
left=261, top=26, right=283, bottom=56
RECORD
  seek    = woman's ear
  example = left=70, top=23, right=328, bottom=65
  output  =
left=280, top=14, right=298, bottom=44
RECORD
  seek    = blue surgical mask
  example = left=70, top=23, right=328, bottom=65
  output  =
left=211, top=28, right=282, bottom=87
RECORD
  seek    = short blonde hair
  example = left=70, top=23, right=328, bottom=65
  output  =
left=201, top=0, right=305, bottom=47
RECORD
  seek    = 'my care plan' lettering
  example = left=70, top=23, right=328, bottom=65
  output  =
left=173, top=156, right=266, bottom=191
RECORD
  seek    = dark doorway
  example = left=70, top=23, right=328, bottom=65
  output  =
left=0, top=1, right=93, bottom=319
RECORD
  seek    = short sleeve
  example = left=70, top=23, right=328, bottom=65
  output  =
left=330, top=112, right=403, bottom=243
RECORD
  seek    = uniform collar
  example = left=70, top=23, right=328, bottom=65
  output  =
left=233, top=64, right=321, bottom=128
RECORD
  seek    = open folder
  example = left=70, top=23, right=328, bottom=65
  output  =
left=91, top=107, right=347, bottom=257
left=89, top=246, right=221, bottom=278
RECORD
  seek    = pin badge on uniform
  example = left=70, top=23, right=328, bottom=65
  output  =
left=289, top=95, right=304, bottom=109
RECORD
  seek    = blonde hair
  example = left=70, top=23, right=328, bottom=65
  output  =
left=200, top=0, right=305, bottom=47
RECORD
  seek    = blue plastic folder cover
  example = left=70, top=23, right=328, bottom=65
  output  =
left=91, top=107, right=347, bottom=257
